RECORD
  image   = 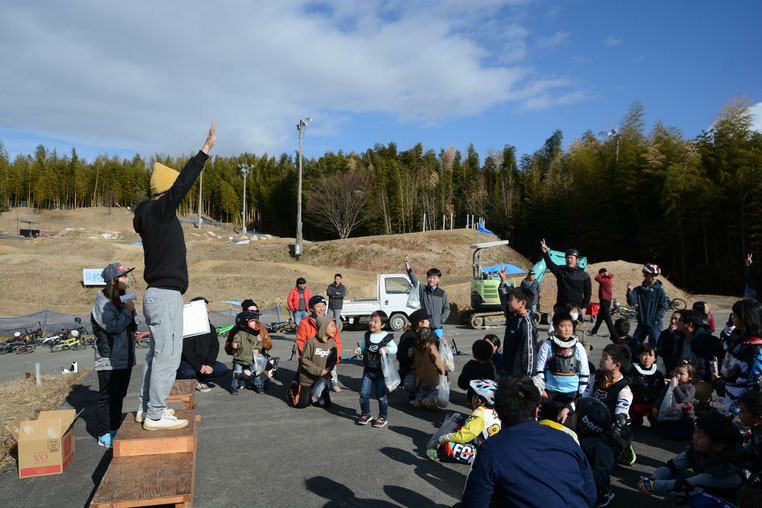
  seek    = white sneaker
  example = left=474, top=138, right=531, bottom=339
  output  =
left=195, top=382, right=211, bottom=392
left=135, top=407, right=175, bottom=424
left=143, top=413, right=189, bottom=431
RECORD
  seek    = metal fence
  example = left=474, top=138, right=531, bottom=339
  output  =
left=0, top=305, right=286, bottom=338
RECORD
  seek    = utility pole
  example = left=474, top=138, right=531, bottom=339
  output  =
left=295, top=117, right=311, bottom=260
left=238, top=163, right=250, bottom=235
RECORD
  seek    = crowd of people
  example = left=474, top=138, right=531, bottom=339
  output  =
left=88, top=125, right=761, bottom=508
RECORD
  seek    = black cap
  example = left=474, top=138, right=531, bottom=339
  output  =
left=408, top=309, right=431, bottom=324
left=190, top=296, right=208, bottom=304
left=241, top=298, right=256, bottom=310
left=309, top=295, right=327, bottom=310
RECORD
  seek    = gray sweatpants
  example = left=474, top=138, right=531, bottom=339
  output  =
left=138, top=287, right=184, bottom=420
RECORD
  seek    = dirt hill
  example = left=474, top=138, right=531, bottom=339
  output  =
left=0, top=207, right=732, bottom=320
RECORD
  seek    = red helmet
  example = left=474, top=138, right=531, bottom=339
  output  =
left=642, top=264, right=661, bottom=275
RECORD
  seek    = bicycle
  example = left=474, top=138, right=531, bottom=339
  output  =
left=134, top=331, right=151, bottom=349
left=266, top=319, right=295, bottom=334
left=667, top=296, right=687, bottom=310
left=611, top=299, right=637, bottom=320
left=51, top=337, right=82, bottom=352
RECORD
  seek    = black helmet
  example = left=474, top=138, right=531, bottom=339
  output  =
left=576, top=397, right=611, bottom=434
left=565, top=248, right=581, bottom=258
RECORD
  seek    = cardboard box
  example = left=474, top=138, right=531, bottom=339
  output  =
left=5, top=409, right=80, bottom=478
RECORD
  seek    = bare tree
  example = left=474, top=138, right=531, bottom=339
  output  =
left=306, top=171, right=372, bottom=239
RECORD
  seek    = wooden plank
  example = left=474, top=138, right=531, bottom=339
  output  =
left=166, top=379, right=196, bottom=409
left=89, top=452, right=194, bottom=508
left=114, top=410, right=196, bottom=457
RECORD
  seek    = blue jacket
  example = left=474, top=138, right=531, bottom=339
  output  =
left=626, top=280, right=668, bottom=327
left=462, top=420, right=596, bottom=507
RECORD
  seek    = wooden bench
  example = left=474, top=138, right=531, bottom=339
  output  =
left=166, top=379, right=196, bottom=410
left=90, top=412, right=200, bottom=508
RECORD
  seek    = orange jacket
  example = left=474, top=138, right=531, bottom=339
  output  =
left=296, top=316, right=342, bottom=361
left=287, top=287, right=311, bottom=313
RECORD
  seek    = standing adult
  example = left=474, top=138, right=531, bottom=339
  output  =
left=520, top=271, right=540, bottom=318
left=326, top=273, right=347, bottom=325
left=176, top=296, right=234, bottom=394
left=288, top=278, right=311, bottom=327
left=133, top=121, right=216, bottom=431
left=539, top=239, right=591, bottom=318
left=744, top=253, right=762, bottom=303
left=590, top=268, right=615, bottom=337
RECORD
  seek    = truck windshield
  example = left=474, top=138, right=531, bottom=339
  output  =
left=385, top=277, right=411, bottom=294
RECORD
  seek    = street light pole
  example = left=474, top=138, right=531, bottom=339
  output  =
left=239, top=163, right=250, bottom=235
left=295, top=117, right=311, bottom=260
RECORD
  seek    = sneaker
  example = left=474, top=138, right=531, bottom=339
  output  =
left=109, top=430, right=118, bottom=440
left=196, top=382, right=211, bottom=392
left=357, top=414, right=373, bottom=425
left=426, top=447, right=440, bottom=463
left=97, top=433, right=113, bottom=448
left=372, top=417, right=388, bottom=428
left=135, top=407, right=175, bottom=424
left=252, top=384, right=263, bottom=394
left=331, top=384, right=342, bottom=393
left=596, top=487, right=615, bottom=507
left=618, top=444, right=637, bottom=465
left=143, top=413, right=189, bottom=431
left=230, top=387, right=238, bottom=395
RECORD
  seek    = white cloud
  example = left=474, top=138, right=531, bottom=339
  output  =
left=536, top=30, right=569, bottom=49
left=602, top=36, right=621, bottom=47
left=750, top=102, right=762, bottom=133
left=0, top=1, right=583, bottom=156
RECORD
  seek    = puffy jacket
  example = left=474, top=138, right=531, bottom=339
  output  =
left=287, top=287, right=312, bottom=313
left=543, top=251, right=591, bottom=309
left=231, top=329, right=263, bottom=366
left=91, top=292, right=139, bottom=371
left=626, top=280, right=668, bottom=327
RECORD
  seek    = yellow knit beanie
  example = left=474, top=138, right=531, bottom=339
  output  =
left=150, top=162, right=180, bottom=196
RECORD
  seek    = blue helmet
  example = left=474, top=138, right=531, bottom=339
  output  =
left=469, top=379, right=498, bottom=407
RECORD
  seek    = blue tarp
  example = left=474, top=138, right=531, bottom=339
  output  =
left=481, top=263, right=525, bottom=274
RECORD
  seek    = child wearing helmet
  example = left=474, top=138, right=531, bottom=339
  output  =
left=426, top=379, right=501, bottom=464
left=573, top=397, right=616, bottom=507
left=626, top=264, right=668, bottom=346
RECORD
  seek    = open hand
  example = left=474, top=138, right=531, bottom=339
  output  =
left=746, top=253, right=753, bottom=266
left=556, top=408, right=570, bottom=424
left=540, top=239, right=548, bottom=253
left=498, top=264, right=507, bottom=284
left=404, top=254, right=411, bottom=270
left=201, top=120, right=216, bottom=154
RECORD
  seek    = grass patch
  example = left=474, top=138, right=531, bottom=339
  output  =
left=0, top=369, right=90, bottom=470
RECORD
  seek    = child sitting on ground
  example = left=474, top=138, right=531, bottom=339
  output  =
left=738, top=390, right=762, bottom=503
left=638, top=412, right=743, bottom=505
left=499, top=285, right=538, bottom=377
left=573, top=397, right=617, bottom=507
left=561, top=344, right=635, bottom=465
left=354, top=310, right=397, bottom=427
left=651, top=360, right=696, bottom=441
left=484, top=335, right=505, bottom=378
left=427, top=379, right=501, bottom=465
left=611, top=318, right=641, bottom=362
left=533, top=313, right=590, bottom=421
left=228, top=310, right=271, bottom=393
left=457, top=340, right=496, bottom=401
left=288, top=316, right=337, bottom=409
left=629, top=343, right=665, bottom=428
left=413, top=327, right=446, bottom=410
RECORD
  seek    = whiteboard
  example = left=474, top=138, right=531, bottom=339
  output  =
left=182, top=300, right=210, bottom=338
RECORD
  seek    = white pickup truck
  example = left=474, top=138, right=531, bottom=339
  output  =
left=340, top=273, right=419, bottom=331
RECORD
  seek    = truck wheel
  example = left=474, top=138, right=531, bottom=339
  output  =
left=389, top=313, right=408, bottom=332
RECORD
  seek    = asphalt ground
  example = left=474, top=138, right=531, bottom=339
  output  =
left=0, top=321, right=692, bottom=507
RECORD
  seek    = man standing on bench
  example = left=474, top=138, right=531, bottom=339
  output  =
left=133, top=121, right=216, bottom=430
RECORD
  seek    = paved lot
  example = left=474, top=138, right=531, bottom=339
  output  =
left=1, top=322, right=691, bottom=507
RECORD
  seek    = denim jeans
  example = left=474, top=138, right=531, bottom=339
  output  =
left=293, top=310, right=308, bottom=327
left=139, top=287, right=184, bottom=420
left=633, top=323, right=662, bottom=346
left=403, top=370, right=417, bottom=394
left=416, top=386, right=438, bottom=401
left=360, top=368, right=387, bottom=418
left=232, top=363, right=266, bottom=389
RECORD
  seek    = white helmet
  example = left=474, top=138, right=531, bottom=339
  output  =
left=70, top=329, right=79, bottom=338
left=14, top=331, right=21, bottom=338
left=642, top=264, right=661, bottom=275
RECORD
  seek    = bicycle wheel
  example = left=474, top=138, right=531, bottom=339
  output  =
left=16, top=345, right=34, bottom=354
left=671, top=298, right=687, bottom=310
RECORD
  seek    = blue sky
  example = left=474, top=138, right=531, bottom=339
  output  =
left=0, top=1, right=760, bottom=163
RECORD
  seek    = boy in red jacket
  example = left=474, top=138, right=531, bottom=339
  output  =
left=590, top=268, right=615, bottom=337
left=287, top=278, right=311, bottom=327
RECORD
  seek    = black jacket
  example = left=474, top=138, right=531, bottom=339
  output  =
left=326, top=283, right=347, bottom=310
left=457, top=360, right=496, bottom=391
left=133, top=151, right=208, bottom=292
left=580, top=434, right=616, bottom=489
left=629, top=363, right=665, bottom=404
left=396, top=330, right=417, bottom=378
left=543, top=251, right=592, bottom=309
left=181, top=322, right=219, bottom=373
left=661, top=331, right=723, bottom=381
